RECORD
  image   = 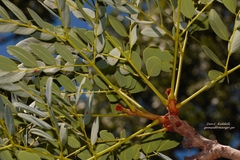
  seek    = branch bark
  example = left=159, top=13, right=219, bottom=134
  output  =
left=165, top=114, right=240, bottom=160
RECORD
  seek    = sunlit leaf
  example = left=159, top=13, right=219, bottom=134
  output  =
left=0, top=71, right=25, bottom=84
left=97, top=33, right=105, bottom=53
left=130, top=24, right=138, bottom=47
left=84, top=92, right=94, bottom=125
left=90, top=117, right=99, bottom=145
left=60, top=123, right=68, bottom=146
left=75, top=0, right=93, bottom=26
left=108, top=15, right=128, bottom=37
left=75, top=77, right=86, bottom=106
left=32, top=31, right=55, bottom=41
left=202, top=45, right=224, bottom=67
left=0, top=23, right=18, bottom=33
left=180, top=0, right=195, bottom=19
left=155, top=152, right=173, bottom=160
left=17, top=151, right=41, bottom=160
left=30, top=128, right=56, bottom=142
left=14, top=26, right=36, bottom=35
left=54, top=43, right=74, bottom=63
left=5, top=105, right=15, bottom=135
left=209, top=9, right=229, bottom=41
left=30, top=44, right=56, bottom=65
left=46, top=77, right=53, bottom=106
left=141, top=26, right=165, bottom=37
left=0, top=56, right=18, bottom=71
left=57, top=75, right=76, bottom=92
left=208, top=70, right=225, bottom=83
left=107, top=47, right=121, bottom=66
left=146, top=56, right=162, bottom=77
left=7, top=46, right=37, bottom=68
left=13, top=102, right=47, bottom=117
left=222, top=0, right=236, bottom=14
left=2, top=0, right=28, bottom=23
left=228, top=29, right=240, bottom=54
left=0, top=6, right=10, bottom=19
left=18, top=113, right=52, bottom=129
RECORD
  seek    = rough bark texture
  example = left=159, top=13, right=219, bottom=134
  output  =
left=165, top=114, right=240, bottom=160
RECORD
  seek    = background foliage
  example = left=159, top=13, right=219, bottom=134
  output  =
left=0, top=0, right=239, bottom=159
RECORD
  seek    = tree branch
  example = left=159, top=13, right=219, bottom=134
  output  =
left=165, top=114, right=240, bottom=160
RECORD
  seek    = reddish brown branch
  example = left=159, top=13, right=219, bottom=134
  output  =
left=115, top=104, right=240, bottom=160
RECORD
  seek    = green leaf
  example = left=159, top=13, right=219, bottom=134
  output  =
left=0, top=56, right=18, bottom=71
left=0, top=23, right=18, bottom=33
left=67, top=136, right=81, bottom=148
left=107, top=47, right=121, bottom=66
left=2, top=0, right=28, bottom=23
left=202, top=45, right=224, bottom=67
left=77, top=149, right=92, bottom=159
left=90, top=117, right=99, bottom=145
left=75, top=75, right=93, bottom=90
left=99, top=130, right=116, bottom=146
left=106, top=92, right=120, bottom=102
left=60, top=123, right=68, bottom=146
left=115, top=70, right=127, bottom=87
left=146, top=56, right=162, bottom=77
left=0, top=6, right=10, bottom=19
left=93, top=75, right=109, bottom=90
left=62, top=4, right=71, bottom=28
left=7, top=46, right=37, bottom=68
left=18, top=113, right=52, bottom=129
left=17, top=151, right=41, bottom=160
left=0, top=150, right=13, bottom=160
left=27, top=8, right=46, bottom=28
left=84, top=92, right=94, bottom=125
left=30, top=44, right=56, bottom=65
left=57, top=75, right=76, bottom=92
left=30, top=128, right=56, bottom=142
left=5, top=106, right=15, bottom=135
left=228, top=29, right=240, bottom=54
left=208, top=70, right=225, bottom=83
left=0, top=97, right=4, bottom=120
left=209, top=9, right=229, bottom=41
left=96, top=144, right=109, bottom=160
left=32, top=148, right=54, bottom=160
left=13, top=102, right=47, bottom=117
left=141, top=26, right=165, bottom=37
left=181, top=0, right=195, bottom=18
left=157, top=137, right=180, bottom=152
left=118, top=144, right=140, bottom=160
left=141, top=129, right=164, bottom=154
left=155, top=152, right=173, bottom=160
left=131, top=51, right=142, bottom=71
left=54, top=43, right=74, bottom=63
left=108, top=15, right=128, bottom=37
left=222, top=0, right=236, bottom=14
